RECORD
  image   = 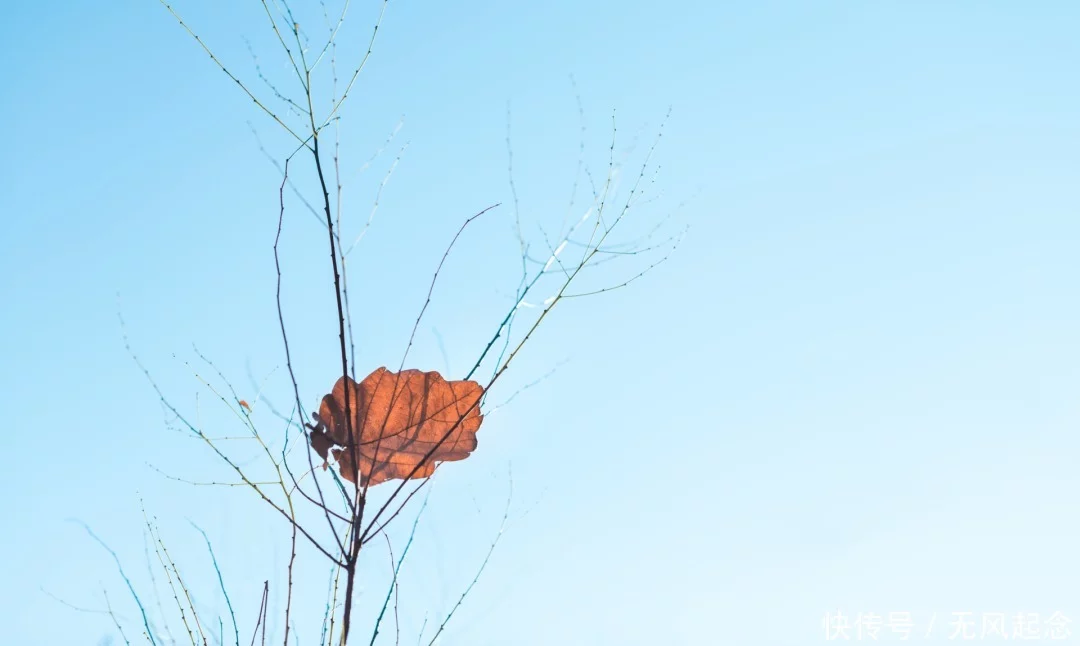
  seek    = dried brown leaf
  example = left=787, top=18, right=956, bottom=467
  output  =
left=310, top=367, right=484, bottom=486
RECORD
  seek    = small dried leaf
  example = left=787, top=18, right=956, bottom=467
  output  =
left=310, top=367, right=484, bottom=486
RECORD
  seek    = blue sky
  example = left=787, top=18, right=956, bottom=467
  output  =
left=2, top=1, right=1080, bottom=644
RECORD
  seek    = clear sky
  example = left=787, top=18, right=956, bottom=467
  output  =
left=3, top=1, right=1079, bottom=644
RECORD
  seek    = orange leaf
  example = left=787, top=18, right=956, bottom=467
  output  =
left=310, top=367, right=484, bottom=486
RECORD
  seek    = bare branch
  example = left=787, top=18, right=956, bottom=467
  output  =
left=158, top=1, right=309, bottom=146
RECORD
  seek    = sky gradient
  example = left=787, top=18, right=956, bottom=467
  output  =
left=2, top=1, right=1079, bottom=644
